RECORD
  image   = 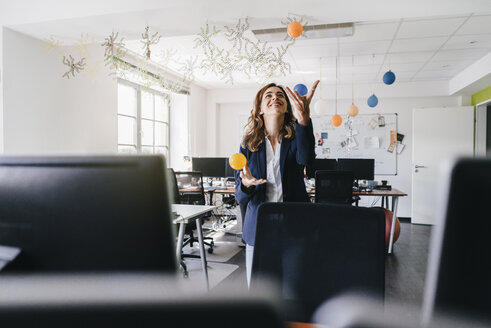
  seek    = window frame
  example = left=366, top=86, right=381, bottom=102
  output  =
left=117, top=78, right=171, bottom=159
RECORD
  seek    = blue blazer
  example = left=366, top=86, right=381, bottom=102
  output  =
left=235, top=120, right=315, bottom=246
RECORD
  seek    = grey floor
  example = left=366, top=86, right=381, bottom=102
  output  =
left=207, top=217, right=433, bottom=319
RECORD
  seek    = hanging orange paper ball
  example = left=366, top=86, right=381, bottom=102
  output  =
left=229, top=153, right=247, bottom=170
left=287, top=21, right=303, bottom=38
left=331, top=114, right=343, bottom=127
left=347, top=103, right=359, bottom=117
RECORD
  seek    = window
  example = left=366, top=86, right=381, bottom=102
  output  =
left=117, top=80, right=170, bottom=160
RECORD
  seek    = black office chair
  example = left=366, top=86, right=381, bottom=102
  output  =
left=172, top=170, right=215, bottom=245
left=169, top=170, right=214, bottom=277
left=315, top=170, right=358, bottom=205
left=313, top=292, right=491, bottom=328
left=422, top=157, right=491, bottom=325
left=0, top=274, right=286, bottom=328
left=251, top=202, right=386, bottom=323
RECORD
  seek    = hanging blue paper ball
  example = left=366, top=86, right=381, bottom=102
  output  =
left=293, top=83, right=308, bottom=96
left=367, top=94, right=379, bottom=107
left=383, top=70, right=396, bottom=85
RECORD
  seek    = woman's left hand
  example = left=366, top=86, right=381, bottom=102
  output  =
left=285, top=80, right=320, bottom=126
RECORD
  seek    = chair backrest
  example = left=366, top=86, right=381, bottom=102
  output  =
left=423, top=157, right=491, bottom=324
left=0, top=155, right=176, bottom=274
left=0, top=274, right=286, bottom=328
left=251, top=202, right=385, bottom=323
left=315, top=170, right=354, bottom=205
left=174, top=171, right=206, bottom=205
left=167, top=168, right=180, bottom=204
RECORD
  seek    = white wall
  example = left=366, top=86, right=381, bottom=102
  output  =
left=202, top=85, right=462, bottom=219
left=188, top=82, right=208, bottom=157
left=170, top=92, right=189, bottom=170
left=3, top=28, right=117, bottom=154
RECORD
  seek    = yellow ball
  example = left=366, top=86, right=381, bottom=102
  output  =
left=287, top=21, right=303, bottom=38
left=331, top=114, right=343, bottom=127
left=229, top=153, right=247, bottom=170
left=348, top=103, right=359, bottom=117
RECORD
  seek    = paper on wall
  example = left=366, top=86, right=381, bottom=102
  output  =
left=364, top=136, right=380, bottom=149
left=396, top=143, right=405, bottom=154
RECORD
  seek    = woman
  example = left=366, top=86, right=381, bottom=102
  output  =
left=235, top=80, right=319, bottom=286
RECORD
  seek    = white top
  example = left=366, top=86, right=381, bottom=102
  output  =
left=265, top=138, right=283, bottom=203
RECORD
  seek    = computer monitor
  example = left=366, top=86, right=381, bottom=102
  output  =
left=0, top=155, right=176, bottom=274
left=306, top=159, right=338, bottom=179
left=192, top=157, right=227, bottom=178
left=224, top=160, right=236, bottom=178
left=337, top=158, right=375, bottom=181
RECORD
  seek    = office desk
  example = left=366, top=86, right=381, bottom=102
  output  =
left=180, top=187, right=235, bottom=205
left=180, top=186, right=406, bottom=254
left=172, top=204, right=217, bottom=291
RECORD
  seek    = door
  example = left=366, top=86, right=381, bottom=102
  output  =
left=412, top=107, right=474, bottom=225
left=475, top=101, right=491, bottom=156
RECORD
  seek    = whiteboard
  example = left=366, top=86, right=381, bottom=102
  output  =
left=311, top=113, right=398, bottom=175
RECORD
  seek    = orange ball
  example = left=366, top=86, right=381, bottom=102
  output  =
left=347, top=103, right=359, bottom=117
left=287, top=21, right=303, bottom=38
left=229, top=153, right=247, bottom=170
left=331, top=114, right=343, bottom=127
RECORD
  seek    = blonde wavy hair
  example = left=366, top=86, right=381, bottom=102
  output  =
left=241, top=83, right=296, bottom=152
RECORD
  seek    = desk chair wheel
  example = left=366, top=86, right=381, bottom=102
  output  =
left=208, top=247, right=214, bottom=254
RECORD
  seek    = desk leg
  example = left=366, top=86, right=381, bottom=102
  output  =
left=208, top=191, right=215, bottom=206
left=195, top=217, right=210, bottom=291
left=176, top=222, right=186, bottom=264
left=388, top=196, right=399, bottom=254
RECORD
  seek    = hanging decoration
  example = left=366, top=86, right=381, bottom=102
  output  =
left=287, top=21, right=303, bottom=38
left=43, top=37, right=64, bottom=56
left=140, top=26, right=162, bottom=60
left=192, top=17, right=296, bottom=84
left=50, top=15, right=302, bottom=86
left=101, top=31, right=128, bottom=70
left=383, top=70, right=396, bottom=85
left=347, top=55, right=359, bottom=117
left=331, top=113, right=343, bottom=127
left=74, top=33, right=93, bottom=57
left=347, top=104, right=359, bottom=117
left=367, top=54, right=378, bottom=108
left=282, top=15, right=308, bottom=40
left=367, top=94, right=379, bottom=107
left=62, top=55, right=86, bottom=79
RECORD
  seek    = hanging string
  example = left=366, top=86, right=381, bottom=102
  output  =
left=371, top=53, right=375, bottom=93
left=351, top=55, right=354, bottom=104
left=319, top=57, right=323, bottom=99
left=335, top=56, right=338, bottom=115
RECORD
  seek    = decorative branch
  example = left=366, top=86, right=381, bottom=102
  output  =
left=101, top=32, right=127, bottom=70
left=140, top=26, right=161, bottom=60
left=62, top=55, right=86, bottom=79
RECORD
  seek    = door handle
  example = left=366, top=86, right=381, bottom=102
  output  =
left=414, top=165, right=427, bottom=168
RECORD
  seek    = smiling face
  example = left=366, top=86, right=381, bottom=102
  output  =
left=259, top=86, right=288, bottom=117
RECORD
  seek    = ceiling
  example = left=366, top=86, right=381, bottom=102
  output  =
left=6, top=1, right=491, bottom=91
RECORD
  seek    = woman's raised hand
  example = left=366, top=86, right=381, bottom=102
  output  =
left=240, top=164, right=267, bottom=188
left=285, top=80, right=320, bottom=126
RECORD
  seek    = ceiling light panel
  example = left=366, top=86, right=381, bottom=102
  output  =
left=397, top=16, right=468, bottom=39
left=456, top=15, right=491, bottom=35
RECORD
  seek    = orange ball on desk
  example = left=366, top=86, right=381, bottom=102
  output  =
left=229, top=153, right=247, bottom=170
